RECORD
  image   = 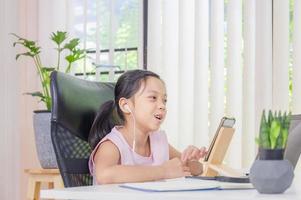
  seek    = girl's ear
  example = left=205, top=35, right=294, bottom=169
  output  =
left=119, top=98, right=131, bottom=114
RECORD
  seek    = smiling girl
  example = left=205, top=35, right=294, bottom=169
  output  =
left=88, top=70, right=206, bottom=184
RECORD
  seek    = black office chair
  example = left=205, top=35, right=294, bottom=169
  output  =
left=50, top=71, right=115, bottom=187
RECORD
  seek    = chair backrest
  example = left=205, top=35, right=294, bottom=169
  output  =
left=284, top=114, right=301, bottom=169
left=50, top=71, right=114, bottom=187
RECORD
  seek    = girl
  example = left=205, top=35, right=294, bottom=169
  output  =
left=88, top=69, right=206, bottom=184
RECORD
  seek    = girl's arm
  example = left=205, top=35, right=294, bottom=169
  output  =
left=94, top=141, right=190, bottom=184
left=169, top=144, right=182, bottom=159
left=169, top=144, right=204, bottom=176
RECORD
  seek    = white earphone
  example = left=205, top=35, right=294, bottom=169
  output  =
left=124, top=104, right=131, bottom=113
left=124, top=104, right=136, bottom=154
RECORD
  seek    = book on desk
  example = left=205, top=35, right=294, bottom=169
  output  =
left=119, top=177, right=253, bottom=192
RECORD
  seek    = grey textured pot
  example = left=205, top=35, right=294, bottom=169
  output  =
left=33, top=111, right=58, bottom=168
left=250, top=159, right=294, bottom=194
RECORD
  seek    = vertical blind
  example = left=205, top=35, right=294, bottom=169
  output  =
left=292, top=0, right=301, bottom=113
left=209, top=0, right=225, bottom=145
left=273, top=0, right=289, bottom=111
left=194, top=0, right=209, bottom=147
left=226, top=0, right=242, bottom=167
left=148, top=0, right=301, bottom=168
left=242, top=0, right=256, bottom=167
left=178, top=0, right=196, bottom=147
left=161, top=0, right=179, bottom=145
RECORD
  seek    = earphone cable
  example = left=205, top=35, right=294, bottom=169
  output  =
left=131, top=112, right=136, bottom=153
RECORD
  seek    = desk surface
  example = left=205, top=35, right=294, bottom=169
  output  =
left=41, top=177, right=301, bottom=200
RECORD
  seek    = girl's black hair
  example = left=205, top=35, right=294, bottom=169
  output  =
left=88, top=69, right=161, bottom=149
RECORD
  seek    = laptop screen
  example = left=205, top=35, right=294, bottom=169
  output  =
left=284, top=114, right=301, bottom=169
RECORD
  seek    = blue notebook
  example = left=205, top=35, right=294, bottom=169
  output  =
left=119, top=178, right=253, bottom=192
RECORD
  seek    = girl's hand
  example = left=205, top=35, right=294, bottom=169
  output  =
left=161, top=158, right=191, bottom=179
left=181, top=145, right=207, bottom=163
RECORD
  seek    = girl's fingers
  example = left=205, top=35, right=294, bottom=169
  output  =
left=200, top=146, right=206, bottom=151
left=198, top=147, right=207, bottom=158
left=183, top=146, right=207, bottom=161
left=189, top=148, right=200, bottom=160
left=182, top=147, right=193, bottom=162
left=202, top=150, right=208, bottom=158
left=183, top=166, right=190, bottom=172
left=181, top=149, right=187, bottom=161
left=184, top=171, right=192, bottom=177
left=186, top=147, right=194, bottom=159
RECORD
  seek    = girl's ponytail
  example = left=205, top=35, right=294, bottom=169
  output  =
left=88, top=100, right=117, bottom=149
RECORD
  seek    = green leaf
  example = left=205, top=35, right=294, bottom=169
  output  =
left=10, top=33, right=21, bottom=39
left=276, top=127, right=283, bottom=149
left=16, top=52, right=35, bottom=60
left=12, top=33, right=41, bottom=56
left=64, top=38, right=80, bottom=51
left=40, top=67, right=54, bottom=73
left=268, top=110, right=273, bottom=127
left=13, top=41, right=23, bottom=47
left=24, top=91, right=44, bottom=98
left=65, top=49, right=85, bottom=63
left=270, top=120, right=281, bottom=149
left=281, top=112, right=286, bottom=127
left=285, top=115, right=290, bottom=127
left=43, top=67, right=55, bottom=72
left=282, top=129, right=288, bottom=148
left=50, top=31, right=67, bottom=46
left=259, top=110, right=270, bottom=148
left=65, top=54, right=75, bottom=63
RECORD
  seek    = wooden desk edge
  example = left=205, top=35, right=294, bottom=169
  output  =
left=24, top=168, right=60, bottom=174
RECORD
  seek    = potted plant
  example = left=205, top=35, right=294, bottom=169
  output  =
left=250, top=110, right=294, bottom=194
left=12, top=31, right=85, bottom=168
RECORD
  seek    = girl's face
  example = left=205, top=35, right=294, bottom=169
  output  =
left=131, top=77, right=167, bottom=133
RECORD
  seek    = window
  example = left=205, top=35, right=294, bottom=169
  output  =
left=69, top=0, right=145, bottom=81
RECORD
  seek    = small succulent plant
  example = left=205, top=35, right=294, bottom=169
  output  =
left=256, top=110, right=291, bottom=149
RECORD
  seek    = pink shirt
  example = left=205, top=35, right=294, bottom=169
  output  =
left=88, top=126, right=169, bottom=184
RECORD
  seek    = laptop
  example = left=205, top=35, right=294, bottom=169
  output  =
left=284, top=114, right=301, bottom=169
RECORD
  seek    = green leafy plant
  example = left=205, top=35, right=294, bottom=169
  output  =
left=12, top=31, right=85, bottom=110
left=256, top=110, right=291, bottom=149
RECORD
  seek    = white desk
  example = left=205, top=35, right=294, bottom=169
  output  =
left=41, top=178, right=301, bottom=200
